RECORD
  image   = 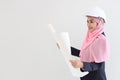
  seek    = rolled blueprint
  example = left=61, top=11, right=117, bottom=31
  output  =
left=48, top=24, right=88, bottom=77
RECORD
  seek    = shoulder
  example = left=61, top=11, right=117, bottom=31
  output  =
left=94, top=34, right=108, bottom=45
left=97, top=34, right=107, bottom=41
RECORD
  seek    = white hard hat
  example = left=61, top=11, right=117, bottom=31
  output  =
left=85, top=7, right=106, bottom=23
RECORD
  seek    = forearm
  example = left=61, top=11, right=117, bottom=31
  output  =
left=71, top=47, right=80, bottom=57
left=81, top=62, right=105, bottom=72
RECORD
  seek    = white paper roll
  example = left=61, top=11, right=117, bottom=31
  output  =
left=48, top=24, right=88, bottom=77
left=58, top=32, right=88, bottom=77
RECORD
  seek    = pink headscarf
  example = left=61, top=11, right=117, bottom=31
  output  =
left=80, top=17, right=109, bottom=63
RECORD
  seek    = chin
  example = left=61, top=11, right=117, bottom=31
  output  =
left=89, top=29, right=94, bottom=32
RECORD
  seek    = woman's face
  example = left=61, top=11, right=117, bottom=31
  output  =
left=87, top=17, right=98, bottom=32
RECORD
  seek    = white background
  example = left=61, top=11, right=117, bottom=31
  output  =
left=0, top=0, right=119, bottom=80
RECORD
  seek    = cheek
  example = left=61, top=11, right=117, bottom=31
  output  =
left=94, top=23, right=98, bottom=28
left=87, top=23, right=97, bottom=31
left=91, top=22, right=97, bottom=28
left=93, top=24, right=97, bottom=28
left=87, top=23, right=94, bottom=28
left=87, top=22, right=97, bottom=28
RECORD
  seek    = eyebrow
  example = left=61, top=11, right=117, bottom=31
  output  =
left=87, top=18, right=95, bottom=22
left=87, top=19, right=93, bottom=22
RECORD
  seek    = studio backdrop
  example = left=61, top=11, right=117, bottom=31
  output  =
left=0, top=0, right=119, bottom=80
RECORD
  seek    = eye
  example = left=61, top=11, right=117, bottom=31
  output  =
left=90, top=21, right=94, bottom=23
left=87, top=20, right=93, bottom=23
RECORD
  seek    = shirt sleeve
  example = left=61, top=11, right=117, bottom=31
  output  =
left=71, top=47, right=80, bottom=57
left=81, top=62, right=105, bottom=72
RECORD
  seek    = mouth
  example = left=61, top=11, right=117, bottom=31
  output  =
left=88, top=26, right=93, bottom=30
left=88, top=27, right=94, bottom=32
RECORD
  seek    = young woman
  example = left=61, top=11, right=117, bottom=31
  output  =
left=70, top=7, right=109, bottom=80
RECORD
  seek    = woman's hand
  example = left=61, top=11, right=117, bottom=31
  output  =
left=70, top=60, right=84, bottom=68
